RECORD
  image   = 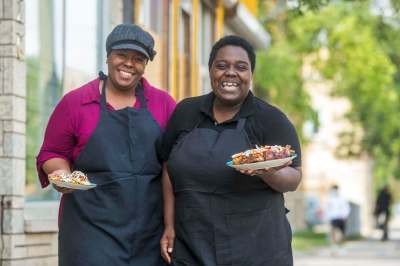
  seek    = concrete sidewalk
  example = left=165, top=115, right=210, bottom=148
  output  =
left=294, top=239, right=400, bottom=266
left=294, top=216, right=400, bottom=266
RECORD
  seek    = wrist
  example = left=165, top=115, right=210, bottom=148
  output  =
left=164, top=223, right=175, bottom=229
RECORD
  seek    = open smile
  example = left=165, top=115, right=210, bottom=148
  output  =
left=220, top=81, right=240, bottom=91
left=118, top=69, right=135, bottom=79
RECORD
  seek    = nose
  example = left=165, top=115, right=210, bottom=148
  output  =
left=123, top=57, right=135, bottom=68
left=225, top=67, right=237, bottom=77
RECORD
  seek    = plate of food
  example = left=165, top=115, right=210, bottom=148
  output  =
left=48, top=171, right=97, bottom=190
left=226, top=145, right=297, bottom=170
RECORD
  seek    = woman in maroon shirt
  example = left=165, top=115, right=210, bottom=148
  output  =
left=37, top=24, right=175, bottom=266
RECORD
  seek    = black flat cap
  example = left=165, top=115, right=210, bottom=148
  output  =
left=106, top=24, right=156, bottom=61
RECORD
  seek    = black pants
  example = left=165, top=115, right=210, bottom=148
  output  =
left=331, top=219, right=346, bottom=235
left=376, top=211, right=390, bottom=241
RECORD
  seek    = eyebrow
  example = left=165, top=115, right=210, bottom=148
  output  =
left=214, top=59, right=249, bottom=65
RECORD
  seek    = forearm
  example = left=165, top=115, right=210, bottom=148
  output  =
left=162, top=163, right=175, bottom=228
left=42, top=158, right=71, bottom=175
left=259, top=167, right=302, bottom=193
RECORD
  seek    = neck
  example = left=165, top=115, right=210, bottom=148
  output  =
left=101, top=79, right=137, bottom=110
left=107, top=79, right=138, bottom=97
left=213, top=98, right=243, bottom=123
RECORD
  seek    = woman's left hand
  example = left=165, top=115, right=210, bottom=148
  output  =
left=160, top=226, right=175, bottom=264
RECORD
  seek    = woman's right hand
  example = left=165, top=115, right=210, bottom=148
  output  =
left=48, top=169, right=74, bottom=194
left=160, top=226, right=175, bottom=264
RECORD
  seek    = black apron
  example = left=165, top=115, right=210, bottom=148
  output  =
left=167, top=117, right=293, bottom=266
left=58, top=72, right=165, bottom=266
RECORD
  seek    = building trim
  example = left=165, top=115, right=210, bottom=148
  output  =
left=215, top=0, right=225, bottom=40
left=191, top=0, right=199, bottom=96
left=123, top=0, right=134, bottom=23
left=134, top=0, right=141, bottom=25
left=224, top=2, right=270, bottom=49
left=171, top=0, right=180, bottom=99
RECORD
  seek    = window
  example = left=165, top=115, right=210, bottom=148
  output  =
left=199, top=3, right=215, bottom=94
left=200, top=4, right=214, bottom=65
left=138, top=0, right=163, bottom=34
left=25, top=0, right=108, bottom=200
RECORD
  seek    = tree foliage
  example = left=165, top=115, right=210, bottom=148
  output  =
left=254, top=41, right=318, bottom=143
left=255, top=0, right=400, bottom=183
left=287, top=1, right=400, bottom=183
left=254, top=1, right=319, bottom=144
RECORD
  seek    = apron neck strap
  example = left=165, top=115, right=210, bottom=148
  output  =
left=236, top=118, right=246, bottom=130
left=135, top=82, right=147, bottom=109
left=99, top=71, right=108, bottom=109
left=237, top=117, right=252, bottom=147
left=98, top=71, right=147, bottom=110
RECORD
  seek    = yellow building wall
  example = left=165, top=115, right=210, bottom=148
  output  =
left=142, top=30, right=163, bottom=89
left=136, top=0, right=260, bottom=99
left=133, top=1, right=167, bottom=91
left=215, top=0, right=225, bottom=40
left=239, top=0, right=258, bottom=16
left=191, top=0, right=199, bottom=97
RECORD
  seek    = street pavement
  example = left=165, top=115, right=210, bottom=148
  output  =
left=294, top=215, right=400, bottom=266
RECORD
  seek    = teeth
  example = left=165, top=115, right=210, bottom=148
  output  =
left=222, top=82, right=239, bottom=87
left=120, top=70, right=133, bottom=78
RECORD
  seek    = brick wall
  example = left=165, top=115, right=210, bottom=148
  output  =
left=0, top=0, right=27, bottom=264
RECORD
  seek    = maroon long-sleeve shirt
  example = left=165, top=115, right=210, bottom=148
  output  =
left=36, top=77, right=176, bottom=188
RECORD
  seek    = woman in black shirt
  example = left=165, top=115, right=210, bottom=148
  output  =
left=160, top=35, right=302, bottom=266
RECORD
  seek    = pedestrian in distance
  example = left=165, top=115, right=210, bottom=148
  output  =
left=325, top=185, right=350, bottom=246
left=374, top=185, right=393, bottom=241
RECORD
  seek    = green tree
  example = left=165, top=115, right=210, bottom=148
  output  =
left=287, top=1, right=400, bottom=183
left=254, top=42, right=318, bottom=143
left=255, top=0, right=400, bottom=184
left=254, top=0, right=319, bottom=144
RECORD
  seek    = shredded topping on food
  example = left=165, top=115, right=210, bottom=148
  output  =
left=231, top=145, right=295, bottom=165
left=49, top=171, right=92, bottom=185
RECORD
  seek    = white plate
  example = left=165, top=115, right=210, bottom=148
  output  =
left=226, top=155, right=297, bottom=170
left=49, top=179, right=97, bottom=190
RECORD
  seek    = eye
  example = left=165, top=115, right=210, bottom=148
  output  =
left=236, top=64, right=249, bottom=71
left=134, top=56, right=147, bottom=64
left=116, top=52, right=128, bottom=58
left=215, top=63, right=227, bottom=70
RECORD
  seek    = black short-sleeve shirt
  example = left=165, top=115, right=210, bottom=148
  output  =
left=159, top=91, right=302, bottom=167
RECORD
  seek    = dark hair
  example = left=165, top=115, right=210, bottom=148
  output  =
left=208, top=35, right=256, bottom=72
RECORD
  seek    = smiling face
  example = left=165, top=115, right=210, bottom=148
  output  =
left=210, top=45, right=252, bottom=106
left=107, top=49, right=148, bottom=91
